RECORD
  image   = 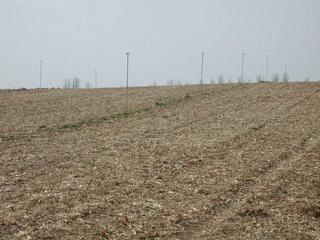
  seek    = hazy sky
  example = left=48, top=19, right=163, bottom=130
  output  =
left=0, top=0, right=319, bottom=89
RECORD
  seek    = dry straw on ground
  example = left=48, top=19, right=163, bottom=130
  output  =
left=0, top=83, right=319, bottom=239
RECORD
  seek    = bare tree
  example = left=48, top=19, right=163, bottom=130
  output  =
left=282, top=72, right=289, bottom=83
left=272, top=73, right=280, bottom=83
left=218, top=74, right=224, bottom=84
left=64, top=79, right=72, bottom=89
left=304, top=77, right=310, bottom=82
left=210, top=78, right=215, bottom=85
left=72, top=77, right=80, bottom=89
left=238, top=76, right=242, bottom=84
left=85, top=82, right=92, bottom=88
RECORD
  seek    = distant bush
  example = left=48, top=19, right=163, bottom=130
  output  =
left=256, top=75, right=264, bottom=82
left=17, top=88, right=28, bottom=91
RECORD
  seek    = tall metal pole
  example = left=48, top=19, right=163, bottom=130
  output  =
left=266, top=55, right=269, bottom=82
left=284, top=64, right=287, bottom=83
left=200, top=51, right=204, bottom=87
left=39, top=58, right=43, bottom=89
left=285, top=64, right=286, bottom=75
left=94, top=68, right=98, bottom=88
left=125, top=52, right=130, bottom=112
left=241, top=53, right=245, bottom=83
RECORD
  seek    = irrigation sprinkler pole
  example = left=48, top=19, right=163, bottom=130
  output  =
left=200, top=51, right=204, bottom=87
left=285, top=64, right=287, bottom=83
left=39, top=58, right=43, bottom=90
left=241, top=53, right=245, bottom=83
left=125, top=52, right=130, bottom=112
left=266, top=55, right=269, bottom=82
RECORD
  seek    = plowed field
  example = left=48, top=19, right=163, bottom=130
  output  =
left=0, top=83, right=319, bottom=239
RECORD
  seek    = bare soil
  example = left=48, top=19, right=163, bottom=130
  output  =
left=0, top=83, right=319, bottom=239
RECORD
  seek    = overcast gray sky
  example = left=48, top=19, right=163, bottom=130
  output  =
left=0, top=0, right=319, bottom=89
